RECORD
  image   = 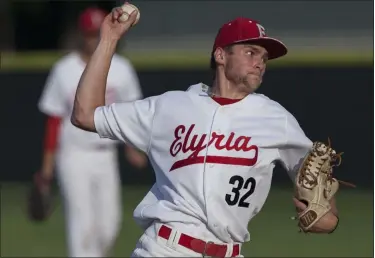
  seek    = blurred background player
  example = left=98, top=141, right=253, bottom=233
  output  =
left=34, top=6, right=148, bottom=257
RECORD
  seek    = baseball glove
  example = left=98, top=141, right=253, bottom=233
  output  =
left=27, top=172, right=54, bottom=222
left=294, top=139, right=355, bottom=233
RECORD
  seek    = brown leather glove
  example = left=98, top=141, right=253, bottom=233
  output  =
left=27, top=172, right=54, bottom=222
left=294, top=139, right=355, bottom=233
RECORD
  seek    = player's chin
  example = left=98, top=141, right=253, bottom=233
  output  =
left=245, top=78, right=262, bottom=92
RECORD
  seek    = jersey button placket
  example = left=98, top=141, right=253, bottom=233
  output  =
left=204, top=108, right=220, bottom=222
left=205, top=108, right=228, bottom=232
left=208, top=107, right=232, bottom=234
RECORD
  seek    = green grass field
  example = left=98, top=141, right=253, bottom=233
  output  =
left=1, top=182, right=373, bottom=257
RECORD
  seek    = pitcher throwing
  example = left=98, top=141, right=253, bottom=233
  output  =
left=71, top=4, right=344, bottom=257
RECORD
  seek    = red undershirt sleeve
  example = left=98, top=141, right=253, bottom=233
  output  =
left=43, top=116, right=62, bottom=151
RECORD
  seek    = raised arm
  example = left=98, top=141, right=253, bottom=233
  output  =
left=71, top=5, right=139, bottom=132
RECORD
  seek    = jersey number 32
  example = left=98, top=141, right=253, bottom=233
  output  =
left=225, top=175, right=256, bottom=208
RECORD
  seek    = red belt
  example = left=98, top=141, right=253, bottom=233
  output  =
left=158, top=225, right=240, bottom=257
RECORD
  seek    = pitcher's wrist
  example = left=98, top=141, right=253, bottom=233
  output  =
left=98, top=38, right=118, bottom=54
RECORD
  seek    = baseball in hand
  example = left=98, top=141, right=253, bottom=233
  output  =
left=119, top=4, right=140, bottom=25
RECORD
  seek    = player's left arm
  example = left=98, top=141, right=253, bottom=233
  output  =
left=278, top=113, right=339, bottom=230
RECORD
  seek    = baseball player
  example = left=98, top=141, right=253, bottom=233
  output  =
left=70, top=5, right=342, bottom=257
left=34, top=7, right=147, bottom=257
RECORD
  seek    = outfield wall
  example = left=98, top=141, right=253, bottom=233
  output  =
left=1, top=58, right=372, bottom=188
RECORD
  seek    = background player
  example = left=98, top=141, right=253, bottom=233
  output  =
left=34, top=6, right=147, bottom=257
left=70, top=6, right=340, bottom=257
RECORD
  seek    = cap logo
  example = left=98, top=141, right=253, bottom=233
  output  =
left=256, top=24, right=266, bottom=37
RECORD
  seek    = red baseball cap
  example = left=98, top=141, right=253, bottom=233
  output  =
left=78, top=7, right=108, bottom=33
left=212, top=17, right=287, bottom=60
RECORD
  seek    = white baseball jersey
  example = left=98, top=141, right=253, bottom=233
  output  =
left=93, top=83, right=313, bottom=243
left=38, top=51, right=142, bottom=150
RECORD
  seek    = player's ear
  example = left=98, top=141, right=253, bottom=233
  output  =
left=214, top=48, right=225, bottom=66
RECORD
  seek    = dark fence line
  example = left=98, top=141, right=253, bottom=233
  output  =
left=1, top=66, right=373, bottom=188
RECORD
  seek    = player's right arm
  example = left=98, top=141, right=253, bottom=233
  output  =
left=70, top=7, right=138, bottom=132
left=39, top=116, right=61, bottom=181
left=71, top=7, right=155, bottom=153
left=37, top=64, right=67, bottom=182
left=94, top=96, right=158, bottom=153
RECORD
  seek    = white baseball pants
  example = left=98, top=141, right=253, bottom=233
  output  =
left=56, top=146, right=121, bottom=257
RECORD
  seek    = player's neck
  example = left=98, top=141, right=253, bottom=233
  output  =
left=211, top=76, right=249, bottom=100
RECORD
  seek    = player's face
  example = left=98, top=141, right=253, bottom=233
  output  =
left=83, top=31, right=100, bottom=54
left=224, top=43, right=268, bottom=93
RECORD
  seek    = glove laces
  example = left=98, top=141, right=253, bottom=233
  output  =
left=299, top=138, right=355, bottom=190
